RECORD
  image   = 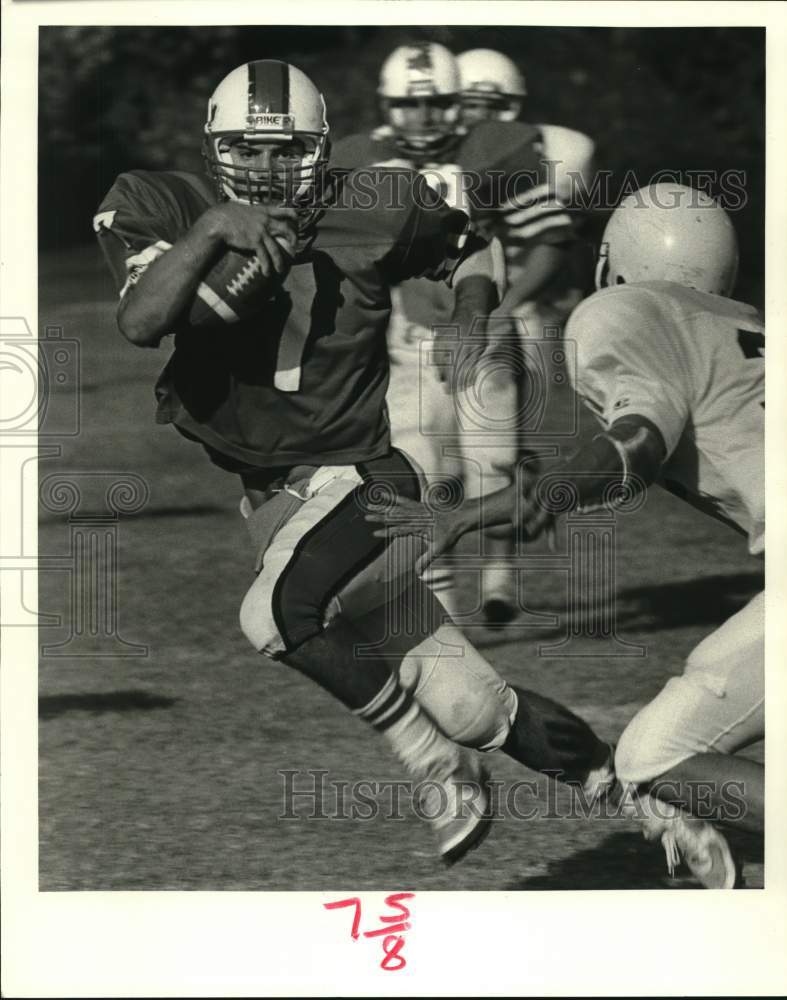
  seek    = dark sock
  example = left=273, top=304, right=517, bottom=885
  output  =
left=501, top=685, right=609, bottom=785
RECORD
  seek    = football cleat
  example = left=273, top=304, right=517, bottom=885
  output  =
left=417, top=752, right=493, bottom=865
left=639, top=797, right=738, bottom=889
left=482, top=597, right=519, bottom=626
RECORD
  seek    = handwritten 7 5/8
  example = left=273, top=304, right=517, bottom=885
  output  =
left=323, top=892, right=415, bottom=971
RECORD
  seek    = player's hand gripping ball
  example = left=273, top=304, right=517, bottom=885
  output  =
left=188, top=203, right=297, bottom=327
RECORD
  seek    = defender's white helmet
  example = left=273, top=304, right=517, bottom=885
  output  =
left=378, top=43, right=461, bottom=156
left=204, top=60, right=329, bottom=225
left=596, top=184, right=739, bottom=297
left=457, top=49, right=526, bottom=123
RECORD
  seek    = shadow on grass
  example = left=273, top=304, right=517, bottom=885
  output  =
left=614, top=572, right=764, bottom=632
left=133, top=504, right=226, bottom=519
left=471, top=571, right=764, bottom=650
left=39, top=690, right=177, bottom=719
left=506, top=828, right=764, bottom=890
left=39, top=503, right=226, bottom=525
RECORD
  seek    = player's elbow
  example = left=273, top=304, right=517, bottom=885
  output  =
left=607, top=416, right=667, bottom=487
left=116, top=293, right=164, bottom=347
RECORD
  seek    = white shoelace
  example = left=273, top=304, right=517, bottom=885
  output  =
left=661, top=829, right=681, bottom=877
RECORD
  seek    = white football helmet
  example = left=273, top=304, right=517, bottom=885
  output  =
left=457, top=49, right=526, bottom=124
left=596, top=184, right=739, bottom=297
left=203, top=60, right=329, bottom=227
left=378, top=43, right=461, bottom=156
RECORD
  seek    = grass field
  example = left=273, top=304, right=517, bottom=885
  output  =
left=38, top=245, right=764, bottom=891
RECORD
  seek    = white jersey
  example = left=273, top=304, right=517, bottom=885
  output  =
left=503, top=124, right=594, bottom=308
left=565, top=281, right=764, bottom=554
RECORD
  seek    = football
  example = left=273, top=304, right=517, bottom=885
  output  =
left=188, top=248, right=284, bottom=327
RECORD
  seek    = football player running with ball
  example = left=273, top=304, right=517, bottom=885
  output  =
left=371, top=184, right=763, bottom=888
left=331, top=43, right=578, bottom=623
left=95, top=59, right=614, bottom=866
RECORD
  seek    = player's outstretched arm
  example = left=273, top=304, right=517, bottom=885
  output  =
left=117, top=204, right=297, bottom=347
left=496, top=243, right=568, bottom=313
left=434, top=245, right=500, bottom=392
left=367, top=414, right=666, bottom=571
left=516, top=414, right=666, bottom=532
left=365, top=483, right=519, bottom=574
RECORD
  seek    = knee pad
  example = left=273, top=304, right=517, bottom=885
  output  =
left=400, top=628, right=516, bottom=752
left=614, top=676, right=696, bottom=787
left=613, top=718, right=651, bottom=789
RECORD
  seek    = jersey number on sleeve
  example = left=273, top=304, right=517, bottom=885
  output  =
left=736, top=329, right=765, bottom=409
left=736, top=329, right=765, bottom=360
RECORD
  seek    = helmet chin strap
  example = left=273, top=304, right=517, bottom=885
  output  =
left=392, top=126, right=460, bottom=160
left=594, top=243, right=611, bottom=290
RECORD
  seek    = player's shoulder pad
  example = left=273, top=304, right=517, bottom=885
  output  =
left=330, top=131, right=401, bottom=171
left=456, top=120, right=541, bottom=172
left=566, top=284, right=666, bottom=345
left=324, top=166, right=446, bottom=247
left=314, top=167, right=469, bottom=279
left=94, top=169, right=214, bottom=248
left=537, top=125, right=595, bottom=175
left=95, top=169, right=211, bottom=222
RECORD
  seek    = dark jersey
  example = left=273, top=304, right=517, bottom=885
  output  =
left=331, top=121, right=576, bottom=328
left=94, top=168, right=475, bottom=471
left=331, top=121, right=575, bottom=249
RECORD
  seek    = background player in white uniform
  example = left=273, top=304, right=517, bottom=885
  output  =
left=333, top=43, right=576, bottom=620
left=371, top=184, right=762, bottom=888
left=456, top=49, right=597, bottom=622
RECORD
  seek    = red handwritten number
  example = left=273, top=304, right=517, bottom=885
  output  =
left=323, top=897, right=362, bottom=940
left=324, top=893, right=414, bottom=971
left=383, top=892, right=414, bottom=920
left=381, top=934, right=407, bottom=971
left=380, top=894, right=413, bottom=971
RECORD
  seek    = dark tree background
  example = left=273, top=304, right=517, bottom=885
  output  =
left=39, top=25, right=765, bottom=303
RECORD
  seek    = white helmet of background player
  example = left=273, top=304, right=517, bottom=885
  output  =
left=378, top=42, right=462, bottom=156
left=457, top=49, right=526, bottom=124
left=596, top=184, right=739, bottom=297
left=203, top=59, right=329, bottom=228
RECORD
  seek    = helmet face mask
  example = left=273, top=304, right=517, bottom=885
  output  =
left=381, top=94, right=461, bottom=155
left=460, top=92, right=522, bottom=125
left=378, top=43, right=462, bottom=157
left=596, top=184, right=740, bottom=297
left=203, top=60, right=329, bottom=232
left=206, top=134, right=324, bottom=209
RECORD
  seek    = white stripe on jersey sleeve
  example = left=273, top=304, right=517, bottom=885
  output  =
left=498, top=182, right=553, bottom=211
left=119, top=240, right=173, bottom=298
left=496, top=183, right=573, bottom=244
left=505, top=211, right=574, bottom=241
